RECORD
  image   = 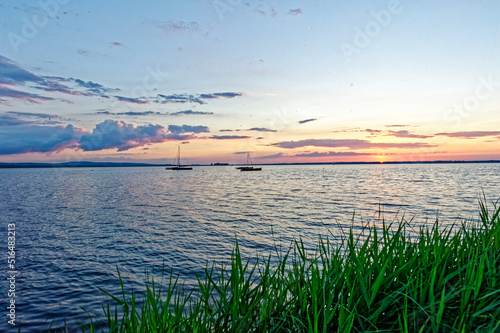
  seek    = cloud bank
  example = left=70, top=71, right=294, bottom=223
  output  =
left=79, top=120, right=175, bottom=151
left=295, top=151, right=373, bottom=157
left=0, top=124, right=85, bottom=155
left=271, top=139, right=437, bottom=150
left=1, top=115, right=212, bottom=154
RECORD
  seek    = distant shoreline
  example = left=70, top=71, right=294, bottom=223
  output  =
left=1, top=160, right=500, bottom=168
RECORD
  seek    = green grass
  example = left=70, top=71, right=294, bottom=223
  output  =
left=61, top=200, right=500, bottom=332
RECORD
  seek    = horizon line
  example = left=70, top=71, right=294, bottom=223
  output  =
left=1, top=160, right=500, bottom=168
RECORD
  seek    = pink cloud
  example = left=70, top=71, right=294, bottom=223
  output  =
left=271, top=139, right=437, bottom=150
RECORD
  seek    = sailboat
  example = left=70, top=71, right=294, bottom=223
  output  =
left=236, top=152, right=262, bottom=171
left=165, top=146, right=193, bottom=170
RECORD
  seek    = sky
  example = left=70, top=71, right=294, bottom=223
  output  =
left=1, top=0, right=499, bottom=164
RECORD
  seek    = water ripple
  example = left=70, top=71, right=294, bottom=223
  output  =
left=0, top=164, right=499, bottom=330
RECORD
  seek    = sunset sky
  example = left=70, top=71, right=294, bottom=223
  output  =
left=1, top=0, right=499, bottom=164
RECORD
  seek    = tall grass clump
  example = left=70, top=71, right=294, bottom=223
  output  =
left=88, top=200, right=500, bottom=332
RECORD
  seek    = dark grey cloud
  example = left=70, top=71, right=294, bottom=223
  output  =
left=256, top=151, right=373, bottom=159
left=0, top=54, right=119, bottom=102
left=210, top=135, right=252, bottom=140
left=362, top=128, right=430, bottom=138
left=0, top=86, right=55, bottom=104
left=288, top=8, right=303, bottom=15
left=0, top=55, right=43, bottom=84
left=34, top=77, right=118, bottom=97
left=434, top=131, right=500, bottom=139
left=295, top=151, right=372, bottom=157
left=171, top=110, right=214, bottom=116
left=114, top=96, right=149, bottom=104
left=157, top=92, right=243, bottom=105
left=387, top=130, right=432, bottom=139
left=1, top=55, right=241, bottom=107
left=218, top=127, right=275, bottom=133
left=73, top=78, right=119, bottom=96
left=0, top=124, right=84, bottom=155
left=298, top=118, right=317, bottom=125
left=168, top=124, right=210, bottom=134
left=7, top=111, right=57, bottom=119
left=248, top=127, right=277, bottom=132
left=95, top=110, right=213, bottom=117
left=157, top=94, right=205, bottom=105
left=271, top=139, right=437, bottom=150
left=4, top=111, right=61, bottom=125
left=0, top=114, right=32, bottom=126
left=364, top=128, right=383, bottom=134
left=199, top=92, right=243, bottom=99
left=34, top=78, right=81, bottom=95
left=97, top=111, right=159, bottom=116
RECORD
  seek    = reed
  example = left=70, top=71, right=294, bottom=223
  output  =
left=78, top=199, right=500, bottom=332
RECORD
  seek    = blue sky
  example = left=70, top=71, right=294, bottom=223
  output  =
left=1, top=0, right=499, bottom=164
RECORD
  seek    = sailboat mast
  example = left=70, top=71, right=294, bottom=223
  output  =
left=236, top=151, right=261, bottom=171
left=177, top=146, right=181, bottom=166
left=166, top=145, right=192, bottom=170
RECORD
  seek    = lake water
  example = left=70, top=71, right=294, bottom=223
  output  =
left=1, top=163, right=499, bottom=330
